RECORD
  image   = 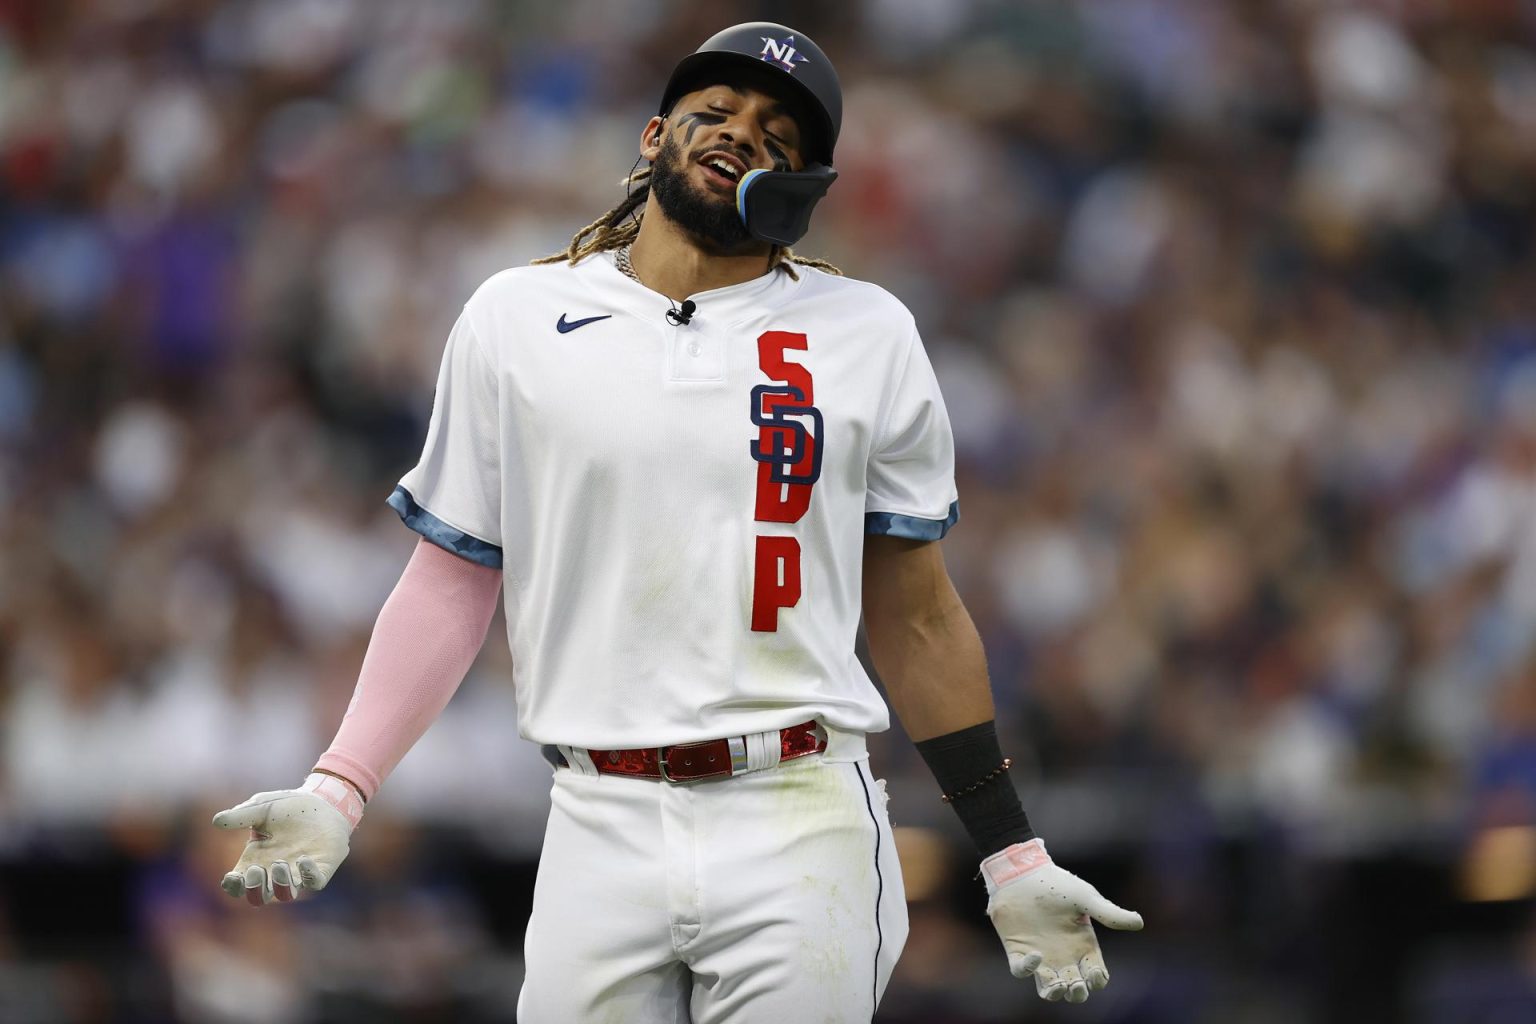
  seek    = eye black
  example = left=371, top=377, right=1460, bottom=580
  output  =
left=677, top=111, right=727, bottom=144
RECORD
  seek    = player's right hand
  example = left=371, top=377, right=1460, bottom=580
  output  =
left=212, top=772, right=365, bottom=906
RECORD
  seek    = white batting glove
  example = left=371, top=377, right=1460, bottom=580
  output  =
left=212, top=773, right=365, bottom=906
left=983, top=838, right=1144, bottom=1003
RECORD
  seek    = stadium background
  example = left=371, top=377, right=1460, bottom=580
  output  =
left=2, top=0, right=1535, bottom=1021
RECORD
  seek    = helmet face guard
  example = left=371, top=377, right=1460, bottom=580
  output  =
left=658, top=22, right=842, bottom=247
left=735, top=165, right=838, bottom=247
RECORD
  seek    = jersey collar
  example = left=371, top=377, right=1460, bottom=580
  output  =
left=591, top=250, right=802, bottom=327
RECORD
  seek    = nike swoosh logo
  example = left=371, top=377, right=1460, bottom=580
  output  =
left=556, top=313, right=613, bottom=333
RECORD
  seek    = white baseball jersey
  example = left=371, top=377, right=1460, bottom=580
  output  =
left=390, top=251, right=957, bottom=748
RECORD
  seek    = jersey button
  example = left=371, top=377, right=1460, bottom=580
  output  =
left=687, top=342, right=702, bottom=357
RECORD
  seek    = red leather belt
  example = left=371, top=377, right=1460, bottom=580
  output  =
left=579, top=720, right=826, bottom=784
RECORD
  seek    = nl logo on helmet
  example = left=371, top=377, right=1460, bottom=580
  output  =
left=759, top=36, right=809, bottom=73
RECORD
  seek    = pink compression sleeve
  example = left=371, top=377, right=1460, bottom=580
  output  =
left=314, top=537, right=503, bottom=801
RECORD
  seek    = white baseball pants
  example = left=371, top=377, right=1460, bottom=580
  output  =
left=517, top=728, right=908, bottom=1023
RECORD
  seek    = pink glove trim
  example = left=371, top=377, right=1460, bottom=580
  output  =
left=982, top=837, right=1051, bottom=888
left=313, top=538, right=502, bottom=801
left=302, top=772, right=366, bottom=829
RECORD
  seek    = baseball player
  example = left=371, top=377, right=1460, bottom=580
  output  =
left=214, top=22, right=1143, bottom=1021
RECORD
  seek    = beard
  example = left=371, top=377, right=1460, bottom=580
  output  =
left=647, top=135, right=766, bottom=256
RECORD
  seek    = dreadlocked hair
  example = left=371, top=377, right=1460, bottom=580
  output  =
left=532, top=165, right=842, bottom=279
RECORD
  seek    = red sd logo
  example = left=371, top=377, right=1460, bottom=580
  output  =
left=747, top=331, right=823, bottom=632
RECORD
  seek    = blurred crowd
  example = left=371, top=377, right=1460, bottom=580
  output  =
left=3, top=0, right=1536, bottom=1021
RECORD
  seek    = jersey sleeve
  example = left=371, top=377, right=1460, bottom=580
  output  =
left=387, top=309, right=504, bottom=568
left=865, top=324, right=960, bottom=541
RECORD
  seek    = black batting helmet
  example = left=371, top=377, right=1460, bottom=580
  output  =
left=658, top=22, right=843, bottom=167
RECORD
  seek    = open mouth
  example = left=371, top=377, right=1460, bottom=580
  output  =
left=698, top=152, right=747, bottom=188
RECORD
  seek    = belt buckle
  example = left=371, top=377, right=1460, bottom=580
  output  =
left=656, top=741, right=733, bottom=784
left=657, top=746, right=700, bottom=784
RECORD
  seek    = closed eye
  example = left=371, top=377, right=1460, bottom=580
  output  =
left=710, top=105, right=795, bottom=155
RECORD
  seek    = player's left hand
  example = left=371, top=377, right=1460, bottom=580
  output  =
left=982, top=838, right=1143, bottom=1003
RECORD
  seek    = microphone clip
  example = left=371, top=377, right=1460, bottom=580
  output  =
left=666, top=299, right=697, bottom=326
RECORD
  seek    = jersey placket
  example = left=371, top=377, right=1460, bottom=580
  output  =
left=666, top=317, right=726, bottom=383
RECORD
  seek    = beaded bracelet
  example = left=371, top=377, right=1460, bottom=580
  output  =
left=939, top=757, right=1013, bottom=803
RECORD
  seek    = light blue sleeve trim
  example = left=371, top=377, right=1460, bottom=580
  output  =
left=864, top=500, right=960, bottom=541
left=387, top=486, right=503, bottom=569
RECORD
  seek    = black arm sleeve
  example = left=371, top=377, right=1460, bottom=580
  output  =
left=915, top=720, right=1035, bottom=857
